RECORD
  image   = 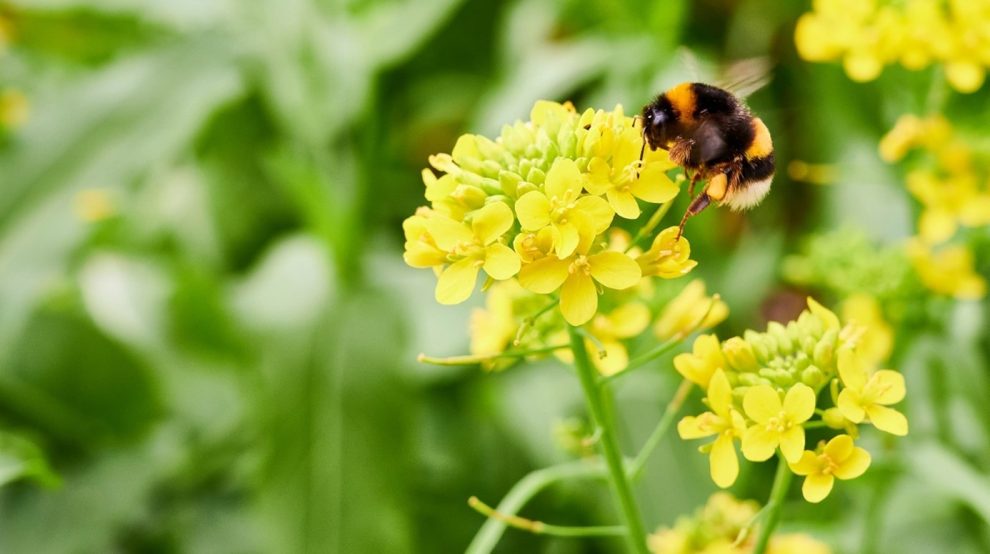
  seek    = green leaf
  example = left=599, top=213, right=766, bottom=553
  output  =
left=0, top=430, right=58, bottom=488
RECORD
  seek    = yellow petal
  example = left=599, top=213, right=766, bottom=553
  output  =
left=779, top=426, right=805, bottom=464
left=631, top=166, right=679, bottom=203
left=483, top=244, right=521, bottom=280
left=865, top=405, right=909, bottom=436
left=515, top=191, right=551, bottom=230
left=594, top=339, right=629, bottom=376
left=678, top=415, right=715, bottom=439
left=472, top=202, right=514, bottom=244
left=607, top=189, right=641, bottom=219
left=788, top=450, right=819, bottom=476
left=741, top=424, right=777, bottom=462
left=802, top=473, right=834, bottom=503
left=560, top=274, right=598, bottom=326
left=584, top=158, right=611, bottom=195
left=403, top=241, right=446, bottom=268
left=605, top=303, right=650, bottom=338
left=837, top=389, right=866, bottom=423
left=435, top=259, right=480, bottom=305
left=518, top=256, right=569, bottom=293
left=426, top=216, right=474, bottom=251
left=574, top=195, right=614, bottom=234
left=783, top=383, right=817, bottom=423
left=743, top=385, right=783, bottom=424
left=708, top=369, right=733, bottom=418
left=871, top=370, right=906, bottom=404
left=807, top=297, right=840, bottom=330
left=545, top=158, right=582, bottom=200
left=837, top=349, right=867, bottom=390
left=554, top=222, right=580, bottom=258
left=710, top=433, right=739, bottom=488
left=822, top=434, right=854, bottom=461
left=588, top=251, right=641, bottom=290
left=834, top=447, right=871, bottom=480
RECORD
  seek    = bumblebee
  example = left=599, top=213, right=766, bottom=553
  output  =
left=639, top=82, right=774, bottom=236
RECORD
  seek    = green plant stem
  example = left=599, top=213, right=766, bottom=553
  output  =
left=568, top=326, right=650, bottom=554
left=465, top=460, right=607, bottom=553
left=468, top=496, right=625, bottom=538
left=752, top=455, right=793, bottom=554
left=627, top=201, right=675, bottom=252
left=629, top=380, right=692, bottom=481
left=606, top=338, right=682, bottom=382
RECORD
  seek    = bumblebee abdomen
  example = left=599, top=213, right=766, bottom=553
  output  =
left=744, top=118, right=773, bottom=160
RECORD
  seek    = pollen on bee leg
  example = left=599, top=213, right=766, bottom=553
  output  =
left=707, top=173, right=728, bottom=201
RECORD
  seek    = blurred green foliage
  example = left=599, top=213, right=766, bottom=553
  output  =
left=0, top=0, right=988, bottom=553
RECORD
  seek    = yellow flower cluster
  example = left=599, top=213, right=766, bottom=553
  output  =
left=676, top=298, right=908, bottom=502
left=795, top=0, right=990, bottom=92
left=469, top=252, right=726, bottom=376
left=404, top=101, right=695, bottom=326
left=648, top=492, right=831, bottom=554
left=879, top=114, right=988, bottom=299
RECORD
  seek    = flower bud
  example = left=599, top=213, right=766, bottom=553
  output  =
left=722, top=337, right=759, bottom=372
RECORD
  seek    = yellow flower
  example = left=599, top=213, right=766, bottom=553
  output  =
left=906, top=239, right=987, bottom=299
left=840, top=294, right=892, bottom=365
left=637, top=226, right=697, bottom=278
left=584, top=129, right=678, bottom=219
left=789, top=434, right=871, bottom=503
left=556, top=302, right=651, bottom=375
left=673, top=334, right=725, bottom=388
left=518, top=238, right=641, bottom=326
left=73, top=188, right=116, bottom=223
left=741, top=383, right=817, bottom=463
left=586, top=303, right=651, bottom=375
left=469, top=280, right=525, bottom=360
left=512, top=227, right=555, bottom=263
left=654, top=279, right=729, bottom=340
left=768, top=534, right=833, bottom=554
left=404, top=203, right=521, bottom=304
left=677, top=369, right=747, bottom=488
left=836, top=350, right=908, bottom=436
left=0, top=88, right=29, bottom=130
left=514, top=158, right=614, bottom=258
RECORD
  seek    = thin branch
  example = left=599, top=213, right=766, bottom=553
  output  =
left=468, top=496, right=626, bottom=538
left=629, top=379, right=693, bottom=480
left=417, top=343, right=568, bottom=366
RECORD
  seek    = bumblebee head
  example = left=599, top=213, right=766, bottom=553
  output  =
left=640, top=98, right=676, bottom=151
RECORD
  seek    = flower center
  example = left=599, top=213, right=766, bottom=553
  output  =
left=766, top=411, right=790, bottom=433
left=818, top=453, right=840, bottom=475
left=549, top=195, right=576, bottom=222
left=568, top=255, right=592, bottom=275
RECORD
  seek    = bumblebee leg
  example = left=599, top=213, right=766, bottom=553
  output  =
left=687, top=170, right=701, bottom=198
left=676, top=191, right=712, bottom=240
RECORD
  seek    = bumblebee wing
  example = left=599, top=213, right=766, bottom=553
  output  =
left=689, top=119, right=729, bottom=165
left=717, top=57, right=774, bottom=99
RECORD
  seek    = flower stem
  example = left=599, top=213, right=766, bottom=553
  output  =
left=629, top=379, right=692, bottom=481
left=752, top=455, right=793, bottom=554
left=468, top=496, right=626, bottom=537
left=465, top=460, right=607, bottom=553
left=567, top=326, right=650, bottom=554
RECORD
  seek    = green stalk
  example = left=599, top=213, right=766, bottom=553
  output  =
left=752, top=455, right=793, bottom=554
left=568, top=326, right=650, bottom=554
left=629, top=380, right=692, bottom=481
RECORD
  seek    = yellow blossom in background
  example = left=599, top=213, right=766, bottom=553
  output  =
left=840, top=294, right=892, bottom=365
left=741, top=383, right=816, bottom=463
left=674, top=298, right=907, bottom=499
left=73, top=188, right=116, bottom=222
left=906, top=239, right=987, bottom=299
left=837, top=350, right=908, bottom=435
left=468, top=280, right=539, bottom=369
left=0, top=88, right=29, bottom=130
left=795, top=0, right=990, bottom=92
left=677, top=369, right=746, bottom=488
left=637, top=226, right=697, bottom=278
left=648, top=492, right=833, bottom=553
left=555, top=302, right=650, bottom=375
left=654, top=279, right=729, bottom=340
left=789, top=434, right=871, bottom=503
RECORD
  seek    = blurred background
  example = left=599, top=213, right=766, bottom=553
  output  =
left=0, top=0, right=989, bottom=552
